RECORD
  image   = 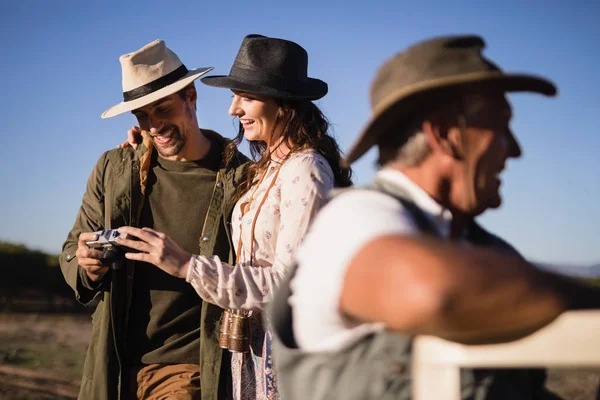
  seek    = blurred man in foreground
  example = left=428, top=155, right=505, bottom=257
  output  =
left=270, top=34, right=600, bottom=399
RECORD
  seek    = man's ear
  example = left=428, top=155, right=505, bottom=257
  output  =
left=445, top=127, right=466, bottom=160
left=422, top=120, right=453, bottom=156
left=186, top=84, right=198, bottom=109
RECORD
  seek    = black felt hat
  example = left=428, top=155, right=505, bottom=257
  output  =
left=201, top=34, right=328, bottom=100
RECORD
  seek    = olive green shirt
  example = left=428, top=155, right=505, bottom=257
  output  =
left=128, top=143, right=229, bottom=365
left=60, top=130, right=250, bottom=400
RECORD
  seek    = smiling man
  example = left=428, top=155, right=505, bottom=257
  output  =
left=270, top=35, right=600, bottom=400
left=59, top=39, right=249, bottom=400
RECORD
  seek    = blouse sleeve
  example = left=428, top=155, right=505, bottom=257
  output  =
left=185, top=153, right=334, bottom=310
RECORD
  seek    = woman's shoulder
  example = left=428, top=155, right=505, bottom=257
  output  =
left=284, top=149, right=331, bottom=171
left=280, top=149, right=334, bottom=186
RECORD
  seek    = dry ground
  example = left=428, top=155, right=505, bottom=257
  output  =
left=0, top=312, right=598, bottom=399
left=0, top=313, right=90, bottom=399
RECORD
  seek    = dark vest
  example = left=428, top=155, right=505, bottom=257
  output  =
left=269, top=177, right=557, bottom=400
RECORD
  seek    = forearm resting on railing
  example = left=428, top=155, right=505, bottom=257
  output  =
left=340, top=234, right=600, bottom=344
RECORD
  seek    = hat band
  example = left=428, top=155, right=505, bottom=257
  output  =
left=123, top=64, right=189, bottom=102
left=230, top=64, right=306, bottom=91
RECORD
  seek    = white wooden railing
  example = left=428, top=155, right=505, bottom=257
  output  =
left=412, top=310, right=600, bottom=400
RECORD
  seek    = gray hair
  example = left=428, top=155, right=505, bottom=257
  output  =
left=392, top=130, right=431, bottom=167
left=376, top=94, right=491, bottom=167
left=376, top=117, right=431, bottom=167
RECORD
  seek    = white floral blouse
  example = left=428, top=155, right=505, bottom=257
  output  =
left=185, top=149, right=335, bottom=400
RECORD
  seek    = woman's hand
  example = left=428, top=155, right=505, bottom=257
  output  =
left=117, top=126, right=144, bottom=149
left=116, top=226, right=192, bottom=279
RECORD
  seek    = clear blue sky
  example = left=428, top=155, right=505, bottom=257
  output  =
left=1, top=0, right=598, bottom=265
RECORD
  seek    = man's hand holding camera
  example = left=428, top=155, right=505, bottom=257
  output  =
left=78, top=227, right=191, bottom=280
left=116, top=226, right=192, bottom=279
left=77, top=232, right=109, bottom=282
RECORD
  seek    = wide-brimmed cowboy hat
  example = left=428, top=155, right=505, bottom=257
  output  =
left=201, top=34, right=328, bottom=100
left=345, top=35, right=558, bottom=164
left=102, top=39, right=213, bottom=119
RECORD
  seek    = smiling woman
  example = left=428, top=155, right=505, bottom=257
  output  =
left=229, top=91, right=281, bottom=144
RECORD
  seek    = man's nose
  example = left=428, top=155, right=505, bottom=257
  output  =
left=507, top=129, right=522, bottom=158
left=147, top=116, right=164, bottom=132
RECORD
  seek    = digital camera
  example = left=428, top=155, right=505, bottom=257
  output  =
left=85, top=229, right=133, bottom=270
left=85, top=229, right=129, bottom=249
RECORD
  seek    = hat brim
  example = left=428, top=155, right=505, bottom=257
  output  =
left=200, top=75, right=328, bottom=101
left=101, top=67, right=214, bottom=119
left=345, top=71, right=558, bottom=164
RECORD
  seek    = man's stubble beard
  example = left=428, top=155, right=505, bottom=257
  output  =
left=154, top=126, right=187, bottom=158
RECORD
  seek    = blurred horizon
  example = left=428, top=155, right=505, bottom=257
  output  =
left=0, top=0, right=598, bottom=266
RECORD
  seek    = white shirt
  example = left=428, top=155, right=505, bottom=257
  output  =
left=185, top=149, right=334, bottom=311
left=290, top=168, right=453, bottom=352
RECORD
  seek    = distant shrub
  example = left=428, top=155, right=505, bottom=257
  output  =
left=0, top=242, right=87, bottom=313
left=587, top=277, right=600, bottom=286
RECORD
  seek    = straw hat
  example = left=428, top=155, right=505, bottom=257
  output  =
left=102, top=39, right=213, bottom=119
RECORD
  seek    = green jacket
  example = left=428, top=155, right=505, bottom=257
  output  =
left=60, top=131, right=249, bottom=400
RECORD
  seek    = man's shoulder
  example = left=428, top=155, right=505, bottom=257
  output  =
left=202, top=128, right=251, bottom=168
left=98, top=145, right=145, bottom=162
left=470, top=222, right=523, bottom=257
left=87, top=147, right=146, bottom=181
left=229, top=149, right=251, bottom=166
left=327, top=185, right=407, bottom=210
left=89, top=147, right=129, bottom=169
left=306, top=186, right=418, bottom=239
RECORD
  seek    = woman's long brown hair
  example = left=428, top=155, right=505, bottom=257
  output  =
left=225, top=99, right=352, bottom=202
